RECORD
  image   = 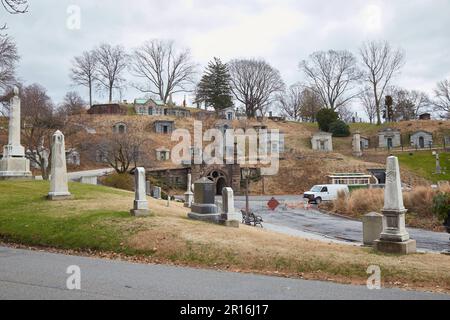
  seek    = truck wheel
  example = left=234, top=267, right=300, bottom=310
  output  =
left=315, top=197, right=322, bottom=205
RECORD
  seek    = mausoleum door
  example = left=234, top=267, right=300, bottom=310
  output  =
left=419, top=136, right=425, bottom=148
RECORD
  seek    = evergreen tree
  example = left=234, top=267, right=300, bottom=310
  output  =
left=195, top=57, right=234, bottom=111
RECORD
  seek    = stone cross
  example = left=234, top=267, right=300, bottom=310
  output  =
left=374, top=156, right=416, bottom=254
left=130, top=167, right=150, bottom=216
left=0, top=87, right=31, bottom=179
left=352, top=131, right=362, bottom=157
left=221, top=187, right=240, bottom=222
left=184, top=173, right=194, bottom=208
left=48, top=130, right=72, bottom=200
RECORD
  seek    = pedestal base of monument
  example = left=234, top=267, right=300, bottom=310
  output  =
left=218, top=219, right=240, bottom=228
left=184, top=192, right=193, bottom=208
left=374, top=239, right=417, bottom=254
left=47, top=193, right=73, bottom=201
left=130, top=200, right=151, bottom=217
left=0, top=158, right=32, bottom=180
left=130, top=209, right=151, bottom=217
left=188, top=212, right=222, bottom=223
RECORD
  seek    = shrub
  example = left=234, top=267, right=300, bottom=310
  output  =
left=101, top=173, right=134, bottom=191
left=329, top=120, right=350, bottom=137
left=432, top=192, right=450, bottom=222
left=316, top=109, right=338, bottom=132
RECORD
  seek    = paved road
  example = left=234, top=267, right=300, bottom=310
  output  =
left=0, top=247, right=448, bottom=300
left=35, top=168, right=114, bottom=182
left=231, top=196, right=450, bottom=253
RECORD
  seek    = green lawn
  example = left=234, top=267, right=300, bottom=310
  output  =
left=0, top=181, right=141, bottom=254
left=1, top=180, right=450, bottom=292
left=397, top=151, right=450, bottom=183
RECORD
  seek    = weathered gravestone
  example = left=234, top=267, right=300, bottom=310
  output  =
left=184, top=173, right=194, bottom=208
left=80, top=176, right=97, bottom=185
left=362, top=212, right=383, bottom=246
left=220, top=187, right=239, bottom=228
left=48, top=131, right=72, bottom=201
left=152, top=186, right=162, bottom=199
left=188, top=177, right=220, bottom=223
left=374, top=156, right=417, bottom=254
left=0, top=87, right=32, bottom=180
left=130, top=167, right=150, bottom=217
left=352, top=131, right=363, bottom=157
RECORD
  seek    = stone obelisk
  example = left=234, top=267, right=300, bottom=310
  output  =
left=184, top=173, right=194, bottom=208
left=48, top=130, right=72, bottom=200
left=130, top=167, right=150, bottom=217
left=374, top=156, right=416, bottom=254
left=0, top=87, right=32, bottom=179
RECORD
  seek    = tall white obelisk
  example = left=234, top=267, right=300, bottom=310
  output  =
left=0, top=87, right=32, bottom=179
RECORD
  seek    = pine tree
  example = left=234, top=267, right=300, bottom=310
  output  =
left=195, top=57, right=234, bottom=111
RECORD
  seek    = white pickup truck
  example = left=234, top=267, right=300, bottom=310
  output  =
left=303, top=184, right=349, bottom=204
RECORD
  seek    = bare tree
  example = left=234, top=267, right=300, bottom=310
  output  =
left=94, top=44, right=128, bottom=103
left=20, top=84, right=60, bottom=179
left=432, top=79, right=450, bottom=117
left=0, top=36, right=19, bottom=90
left=59, top=91, right=86, bottom=116
left=278, top=85, right=322, bottom=122
left=277, top=85, right=303, bottom=121
left=229, top=59, right=285, bottom=118
left=70, top=50, right=97, bottom=107
left=93, top=133, right=145, bottom=174
left=1, top=0, right=28, bottom=30
left=359, top=40, right=405, bottom=125
left=299, top=50, right=361, bottom=111
left=130, top=40, right=196, bottom=104
left=359, top=87, right=377, bottom=124
left=388, top=87, right=430, bottom=121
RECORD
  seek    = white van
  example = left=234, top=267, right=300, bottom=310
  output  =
left=303, top=184, right=349, bottom=204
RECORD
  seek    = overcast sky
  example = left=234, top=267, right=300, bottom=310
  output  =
left=3, top=0, right=450, bottom=115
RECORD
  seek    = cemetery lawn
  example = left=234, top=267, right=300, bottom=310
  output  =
left=397, top=151, right=450, bottom=183
left=1, top=181, right=450, bottom=293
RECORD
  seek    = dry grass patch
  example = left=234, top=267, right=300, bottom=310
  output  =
left=328, top=186, right=449, bottom=231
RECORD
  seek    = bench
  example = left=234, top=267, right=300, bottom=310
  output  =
left=241, top=209, right=264, bottom=228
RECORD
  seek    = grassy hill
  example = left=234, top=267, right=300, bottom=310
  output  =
left=68, top=116, right=450, bottom=193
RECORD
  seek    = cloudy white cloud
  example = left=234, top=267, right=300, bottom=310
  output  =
left=2, top=0, right=450, bottom=116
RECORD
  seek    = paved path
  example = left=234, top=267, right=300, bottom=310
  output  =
left=35, top=168, right=114, bottom=182
left=68, top=168, right=114, bottom=181
left=231, top=196, right=450, bottom=253
left=0, top=247, right=448, bottom=300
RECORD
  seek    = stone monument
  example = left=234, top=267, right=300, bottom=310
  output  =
left=362, top=212, right=383, bottom=246
left=352, top=131, right=363, bottom=157
left=0, top=87, right=32, bottom=180
left=130, top=167, right=151, bottom=217
left=152, top=186, right=162, bottom=199
left=188, top=177, right=220, bottom=223
left=374, top=156, right=417, bottom=254
left=184, top=173, right=194, bottom=208
left=48, top=131, right=72, bottom=201
left=220, top=187, right=240, bottom=228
